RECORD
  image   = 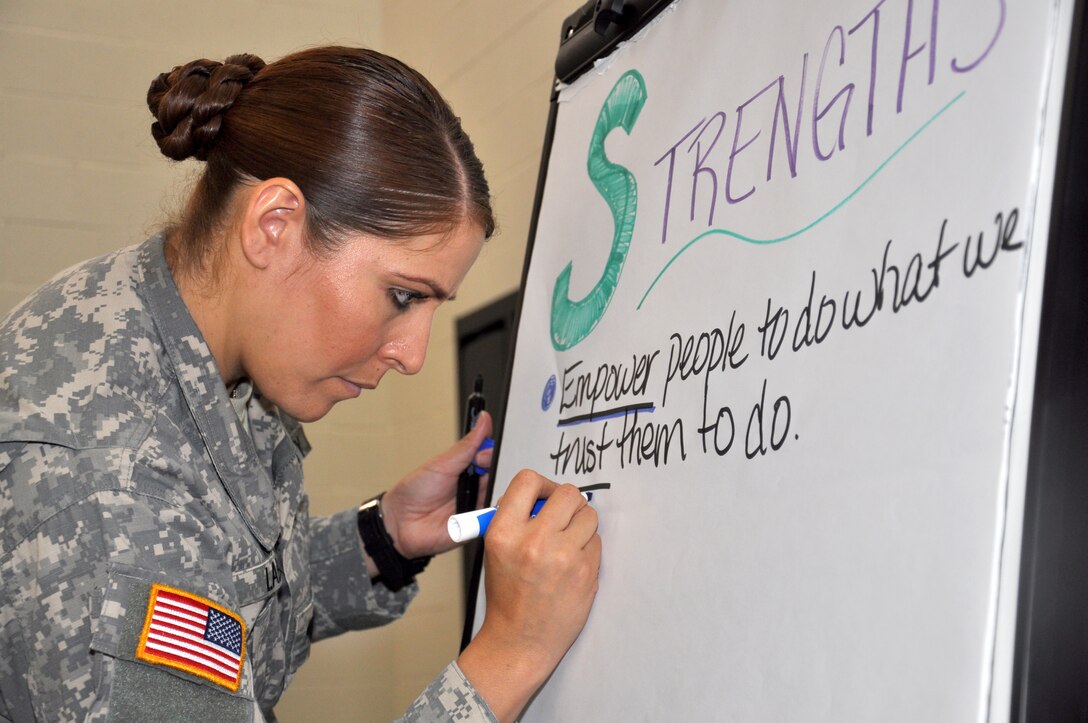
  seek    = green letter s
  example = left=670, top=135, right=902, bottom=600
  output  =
left=550, top=70, right=647, bottom=351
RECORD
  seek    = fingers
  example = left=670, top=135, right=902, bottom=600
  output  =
left=496, top=474, right=599, bottom=549
left=532, top=483, right=590, bottom=532
left=561, top=501, right=599, bottom=548
left=455, top=410, right=494, bottom=460
left=498, top=469, right=558, bottom=517
left=425, top=411, right=494, bottom=477
left=461, top=410, right=492, bottom=452
left=465, top=408, right=491, bottom=443
left=472, top=441, right=494, bottom=473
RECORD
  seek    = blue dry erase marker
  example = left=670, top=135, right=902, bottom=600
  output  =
left=447, top=491, right=594, bottom=543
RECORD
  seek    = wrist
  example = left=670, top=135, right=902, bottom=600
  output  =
left=375, top=488, right=407, bottom=556
left=356, top=493, right=431, bottom=591
left=458, top=626, right=551, bottom=723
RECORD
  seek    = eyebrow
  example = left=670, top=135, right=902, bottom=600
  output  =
left=397, top=274, right=455, bottom=301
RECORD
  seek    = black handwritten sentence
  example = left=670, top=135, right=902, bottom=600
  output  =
left=548, top=207, right=1023, bottom=477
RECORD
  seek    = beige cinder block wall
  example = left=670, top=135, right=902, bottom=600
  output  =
left=1, top=0, right=575, bottom=720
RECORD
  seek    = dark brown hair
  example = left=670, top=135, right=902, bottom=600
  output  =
left=147, top=47, right=494, bottom=274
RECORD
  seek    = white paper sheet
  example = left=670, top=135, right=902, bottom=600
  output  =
left=476, top=1, right=1071, bottom=719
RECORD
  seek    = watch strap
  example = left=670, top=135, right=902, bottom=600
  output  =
left=357, top=493, right=431, bottom=592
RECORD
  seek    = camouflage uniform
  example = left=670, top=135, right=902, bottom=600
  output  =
left=0, top=235, right=497, bottom=722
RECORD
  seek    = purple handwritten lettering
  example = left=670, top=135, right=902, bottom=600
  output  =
left=767, top=55, right=808, bottom=183
left=952, top=0, right=1005, bottom=73
left=848, top=0, right=885, bottom=137
left=690, top=112, right=727, bottom=226
left=897, top=0, right=940, bottom=113
left=727, top=79, right=778, bottom=204
left=813, top=26, right=855, bottom=162
left=654, top=118, right=706, bottom=244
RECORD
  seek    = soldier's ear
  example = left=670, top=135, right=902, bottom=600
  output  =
left=238, top=179, right=306, bottom=271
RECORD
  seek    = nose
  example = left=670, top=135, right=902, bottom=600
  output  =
left=383, top=310, right=433, bottom=375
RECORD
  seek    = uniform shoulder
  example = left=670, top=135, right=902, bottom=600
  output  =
left=0, top=242, right=173, bottom=449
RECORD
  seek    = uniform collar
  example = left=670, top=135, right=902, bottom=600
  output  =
left=137, top=233, right=281, bottom=550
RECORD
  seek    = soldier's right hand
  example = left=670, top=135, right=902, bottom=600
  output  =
left=456, top=469, right=601, bottom=723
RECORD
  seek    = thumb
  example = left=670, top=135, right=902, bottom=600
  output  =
left=464, top=410, right=493, bottom=446
left=437, top=410, right=493, bottom=472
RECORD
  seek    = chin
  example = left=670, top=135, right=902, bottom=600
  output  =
left=293, top=400, right=338, bottom=423
left=267, top=394, right=336, bottom=424
left=290, top=408, right=330, bottom=424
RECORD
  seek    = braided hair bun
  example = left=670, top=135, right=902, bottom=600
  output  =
left=147, top=54, right=266, bottom=161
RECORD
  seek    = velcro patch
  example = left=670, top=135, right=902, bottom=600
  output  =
left=135, top=583, right=247, bottom=692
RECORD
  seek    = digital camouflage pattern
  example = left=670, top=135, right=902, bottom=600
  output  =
left=403, top=663, right=496, bottom=722
left=0, top=236, right=497, bottom=722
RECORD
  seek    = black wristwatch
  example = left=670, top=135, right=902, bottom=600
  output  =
left=356, top=493, right=431, bottom=592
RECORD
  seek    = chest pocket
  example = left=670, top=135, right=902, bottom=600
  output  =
left=274, top=449, right=313, bottom=680
left=232, top=551, right=283, bottom=621
left=233, top=547, right=287, bottom=713
left=243, top=434, right=314, bottom=713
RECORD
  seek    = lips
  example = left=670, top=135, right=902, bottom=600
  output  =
left=339, top=378, right=363, bottom=398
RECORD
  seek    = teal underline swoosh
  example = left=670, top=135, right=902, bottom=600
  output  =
left=636, top=90, right=967, bottom=311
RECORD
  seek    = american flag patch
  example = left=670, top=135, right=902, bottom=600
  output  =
left=136, top=583, right=246, bottom=691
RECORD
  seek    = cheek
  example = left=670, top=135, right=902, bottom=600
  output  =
left=294, top=258, right=403, bottom=372
left=320, top=308, right=391, bottom=366
left=301, top=283, right=380, bottom=354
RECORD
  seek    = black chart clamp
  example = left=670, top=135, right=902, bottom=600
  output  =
left=556, top=0, right=675, bottom=85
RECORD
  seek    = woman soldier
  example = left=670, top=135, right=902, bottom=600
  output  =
left=0, top=47, right=600, bottom=722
